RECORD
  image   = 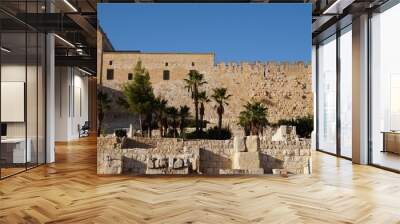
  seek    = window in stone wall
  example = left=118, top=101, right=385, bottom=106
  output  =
left=128, top=73, right=133, bottom=80
left=107, top=69, right=114, bottom=80
left=109, top=60, right=113, bottom=65
left=192, top=62, right=195, bottom=66
left=163, top=70, right=170, bottom=80
left=165, top=62, right=168, bottom=66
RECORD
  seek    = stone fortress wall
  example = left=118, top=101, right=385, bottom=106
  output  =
left=100, top=52, right=312, bottom=131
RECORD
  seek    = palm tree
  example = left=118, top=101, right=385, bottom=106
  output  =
left=166, top=106, right=179, bottom=138
left=211, top=88, right=232, bottom=131
left=179, top=105, right=190, bottom=136
left=97, top=90, right=111, bottom=136
left=184, top=70, right=207, bottom=132
left=153, top=96, right=168, bottom=137
left=238, top=101, right=268, bottom=135
left=197, top=91, right=209, bottom=132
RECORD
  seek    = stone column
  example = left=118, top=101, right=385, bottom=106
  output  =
left=246, top=135, right=260, bottom=152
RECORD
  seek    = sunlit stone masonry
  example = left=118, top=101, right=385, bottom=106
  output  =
left=97, top=126, right=312, bottom=175
left=99, top=51, right=312, bottom=133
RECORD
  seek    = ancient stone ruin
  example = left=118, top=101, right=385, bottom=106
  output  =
left=97, top=126, right=312, bottom=176
left=145, top=147, right=200, bottom=174
left=219, top=136, right=264, bottom=175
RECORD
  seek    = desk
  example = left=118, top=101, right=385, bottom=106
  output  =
left=382, top=131, right=400, bottom=154
left=1, top=138, right=31, bottom=163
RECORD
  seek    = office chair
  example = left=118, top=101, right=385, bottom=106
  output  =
left=79, top=121, right=90, bottom=138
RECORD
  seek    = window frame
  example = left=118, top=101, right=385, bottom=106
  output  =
left=106, top=69, right=114, bottom=80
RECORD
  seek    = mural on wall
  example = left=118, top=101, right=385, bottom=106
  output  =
left=97, top=3, right=313, bottom=176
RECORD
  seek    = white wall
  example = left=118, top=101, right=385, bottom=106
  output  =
left=1, top=65, right=33, bottom=138
left=55, top=66, right=69, bottom=141
left=55, top=67, right=89, bottom=141
left=1, top=62, right=46, bottom=164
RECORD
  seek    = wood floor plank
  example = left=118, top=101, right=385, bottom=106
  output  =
left=0, top=136, right=400, bottom=223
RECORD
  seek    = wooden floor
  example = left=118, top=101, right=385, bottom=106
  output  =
left=1, top=137, right=400, bottom=223
left=0, top=167, right=26, bottom=178
left=372, top=151, right=400, bottom=171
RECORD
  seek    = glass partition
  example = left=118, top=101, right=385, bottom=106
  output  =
left=317, top=34, right=337, bottom=154
left=1, top=31, right=28, bottom=177
left=0, top=1, right=46, bottom=179
left=339, top=26, right=352, bottom=158
left=370, top=3, right=400, bottom=171
left=27, top=31, right=38, bottom=169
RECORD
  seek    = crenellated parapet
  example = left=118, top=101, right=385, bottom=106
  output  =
left=212, top=61, right=311, bottom=78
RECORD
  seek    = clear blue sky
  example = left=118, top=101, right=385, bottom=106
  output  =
left=98, top=4, right=311, bottom=63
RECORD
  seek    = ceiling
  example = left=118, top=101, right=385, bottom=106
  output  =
left=0, top=0, right=98, bottom=74
left=1, top=0, right=394, bottom=73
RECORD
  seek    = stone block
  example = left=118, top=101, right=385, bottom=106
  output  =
left=232, top=152, right=261, bottom=170
left=246, top=135, right=260, bottom=152
left=173, top=158, right=184, bottom=169
left=272, top=125, right=287, bottom=142
left=99, top=154, right=122, bottom=175
left=128, top=124, right=134, bottom=138
left=219, top=168, right=264, bottom=175
left=206, top=168, right=214, bottom=174
left=234, top=136, right=246, bottom=152
left=272, top=169, right=287, bottom=175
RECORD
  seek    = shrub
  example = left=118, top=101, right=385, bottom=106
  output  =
left=184, top=130, right=207, bottom=139
left=186, top=119, right=208, bottom=129
left=277, top=115, right=313, bottom=138
left=206, top=127, right=232, bottom=140
left=115, top=129, right=127, bottom=138
left=185, top=127, right=232, bottom=140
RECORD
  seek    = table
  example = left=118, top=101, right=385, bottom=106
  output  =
left=381, top=131, right=400, bottom=154
left=1, top=138, right=31, bottom=163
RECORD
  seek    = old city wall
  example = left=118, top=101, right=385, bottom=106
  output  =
left=100, top=52, right=312, bottom=131
left=102, top=52, right=215, bottom=86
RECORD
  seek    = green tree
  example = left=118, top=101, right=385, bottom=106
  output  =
left=197, top=91, right=210, bottom=132
left=166, top=106, right=179, bottom=138
left=122, top=60, right=155, bottom=136
left=179, top=105, right=190, bottom=136
left=153, top=96, right=168, bottom=137
left=97, top=90, right=111, bottom=136
left=238, top=110, right=251, bottom=136
left=211, top=88, right=232, bottom=131
left=184, top=70, right=207, bottom=132
left=238, top=101, right=268, bottom=135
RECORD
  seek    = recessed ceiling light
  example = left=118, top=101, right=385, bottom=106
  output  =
left=54, top=34, right=75, bottom=48
left=323, top=0, right=354, bottom=15
left=63, top=0, right=78, bottom=12
left=78, top=67, right=93, bottom=76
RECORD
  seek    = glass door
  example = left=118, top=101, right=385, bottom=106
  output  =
left=339, top=25, right=352, bottom=158
left=370, top=3, right=400, bottom=171
left=317, top=34, right=337, bottom=154
left=0, top=1, right=47, bottom=179
left=1, top=30, right=28, bottom=178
